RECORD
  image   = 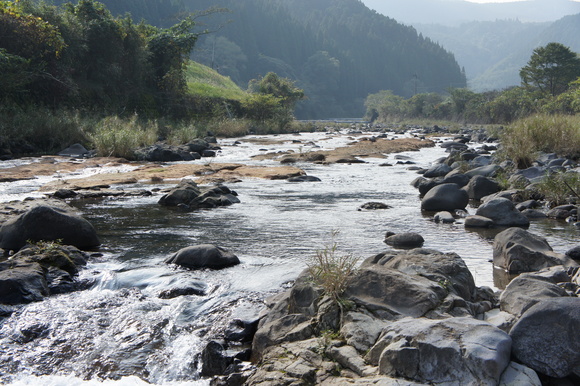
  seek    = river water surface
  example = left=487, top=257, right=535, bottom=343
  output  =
left=0, top=130, right=577, bottom=385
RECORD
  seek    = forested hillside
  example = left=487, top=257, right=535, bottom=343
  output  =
left=73, top=0, right=466, bottom=119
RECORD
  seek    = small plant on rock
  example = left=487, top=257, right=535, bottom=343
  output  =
left=307, top=231, right=360, bottom=306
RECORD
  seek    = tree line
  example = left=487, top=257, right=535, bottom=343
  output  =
left=365, top=42, right=580, bottom=124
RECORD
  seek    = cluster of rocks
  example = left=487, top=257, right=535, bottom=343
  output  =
left=205, top=226, right=579, bottom=385
left=414, top=133, right=579, bottom=229
left=135, top=138, right=220, bottom=162
left=158, top=180, right=240, bottom=211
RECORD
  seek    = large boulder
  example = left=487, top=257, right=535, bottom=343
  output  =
left=464, top=175, right=500, bottom=200
left=499, top=266, right=571, bottom=317
left=366, top=317, right=512, bottom=385
left=493, top=227, right=577, bottom=273
left=384, top=232, right=424, bottom=249
left=0, top=205, right=100, bottom=253
left=421, top=183, right=469, bottom=212
left=164, top=244, right=240, bottom=270
left=475, top=198, right=530, bottom=227
left=510, top=297, right=580, bottom=378
left=158, top=180, right=240, bottom=210
left=423, top=163, right=452, bottom=178
left=0, top=262, right=48, bottom=304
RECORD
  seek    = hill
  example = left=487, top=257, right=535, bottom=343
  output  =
left=185, top=61, right=246, bottom=101
left=416, top=13, right=580, bottom=91
left=363, top=0, right=580, bottom=26
left=68, top=0, right=466, bottom=119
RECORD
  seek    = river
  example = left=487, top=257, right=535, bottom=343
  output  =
left=0, top=129, right=577, bottom=385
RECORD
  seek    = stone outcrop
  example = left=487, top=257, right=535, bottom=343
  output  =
left=0, top=205, right=100, bottom=253
left=158, top=180, right=240, bottom=211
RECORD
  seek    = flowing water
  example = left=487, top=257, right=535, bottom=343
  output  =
left=0, top=130, right=577, bottom=385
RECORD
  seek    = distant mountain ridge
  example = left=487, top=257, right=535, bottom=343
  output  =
left=363, top=0, right=580, bottom=26
left=415, top=13, right=580, bottom=91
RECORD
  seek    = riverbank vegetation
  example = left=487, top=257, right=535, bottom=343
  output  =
left=0, top=0, right=304, bottom=157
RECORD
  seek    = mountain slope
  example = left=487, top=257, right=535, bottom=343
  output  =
left=74, top=0, right=466, bottom=118
left=363, top=0, right=580, bottom=26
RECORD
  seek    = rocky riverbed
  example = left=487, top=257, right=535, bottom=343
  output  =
left=0, top=127, right=579, bottom=385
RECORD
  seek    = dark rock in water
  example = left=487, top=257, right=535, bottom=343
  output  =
left=434, top=211, right=455, bottom=223
left=464, top=215, right=494, bottom=228
left=384, top=232, right=424, bottom=249
left=510, top=297, right=580, bottom=378
left=201, top=340, right=234, bottom=377
left=565, top=246, right=580, bottom=261
left=286, top=175, right=321, bottom=182
left=0, top=262, right=48, bottom=305
left=440, top=141, right=468, bottom=151
left=58, top=143, right=91, bottom=158
left=225, top=318, right=260, bottom=343
left=475, top=198, right=530, bottom=227
left=464, top=175, right=500, bottom=200
left=158, top=180, right=240, bottom=211
left=52, top=189, right=78, bottom=199
left=521, top=209, right=547, bottom=219
left=359, top=202, right=392, bottom=210
left=165, top=244, right=240, bottom=270
left=158, top=281, right=207, bottom=299
left=421, top=183, right=469, bottom=212
left=493, top=228, right=577, bottom=273
left=135, top=143, right=205, bottom=162
left=0, top=205, right=100, bottom=252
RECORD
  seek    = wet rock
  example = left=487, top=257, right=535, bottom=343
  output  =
left=286, top=175, right=321, bottom=182
left=434, top=211, right=454, bottom=223
left=384, top=232, right=424, bottom=249
left=0, top=205, right=100, bottom=253
left=158, top=180, right=240, bottom=210
left=165, top=244, right=240, bottom=270
left=366, top=317, right=511, bottom=385
left=359, top=202, right=392, bottom=210
left=566, top=246, right=580, bottom=261
left=224, top=318, right=259, bottom=344
left=499, top=267, right=571, bottom=317
left=493, top=228, right=577, bottom=273
left=464, top=175, right=500, bottom=200
left=510, top=297, right=580, bottom=378
left=0, top=262, right=48, bottom=304
left=202, top=340, right=234, bottom=377
left=475, top=198, right=530, bottom=227
left=521, top=209, right=547, bottom=219
left=464, top=215, right=494, bottom=228
left=158, top=281, right=207, bottom=299
left=421, top=183, right=469, bottom=212
left=135, top=141, right=214, bottom=161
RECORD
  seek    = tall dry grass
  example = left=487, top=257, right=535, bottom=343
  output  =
left=500, top=114, right=580, bottom=168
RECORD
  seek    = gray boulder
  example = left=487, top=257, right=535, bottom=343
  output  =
left=510, top=297, right=580, bottom=378
left=340, top=311, right=389, bottom=352
left=165, top=244, right=240, bottom=270
left=464, top=215, right=494, bottom=228
left=499, top=362, right=541, bottom=386
left=476, top=198, right=530, bottom=227
left=434, top=211, right=455, bottom=223
left=158, top=180, right=239, bottom=210
left=423, top=163, right=452, bottom=178
left=0, top=205, right=100, bottom=252
left=465, top=164, right=501, bottom=178
left=421, top=183, right=469, bottom=212
left=384, top=232, right=424, bottom=249
left=58, top=143, right=91, bottom=158
left=493, top=227, right=577, bottom=273
left=499, top=266, right=571, bottom=317
left=0, top=262, right=48, bottom=304
left=366, top=317, right=511, bottom=385
left=464, top=175, right=500, bottom=200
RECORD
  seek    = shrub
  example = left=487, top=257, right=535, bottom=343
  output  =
left=165, top=123, right=201, bottom=145
left=307, top=231, right=359, bottom=305
left=535, top=172, right=580, bottom=206
left=204, top=118, right=252, bottom=137
left=89, top=115, right=157, bottom=159
left=500, top=114, right=580, bottom=168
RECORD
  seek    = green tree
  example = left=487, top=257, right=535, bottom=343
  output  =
left=520, top=42, right=580, bottom=97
